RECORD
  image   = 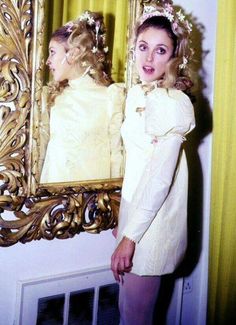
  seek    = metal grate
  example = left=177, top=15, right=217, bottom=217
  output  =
left=68, top=288, right=94, bottom=325
left=37, top=294, right=65, bottom=325
left=16, top=267, right=119, bottom=325
left=34, top=283, right=119, bottom=325
left=97, top=284, right=119, bottom=325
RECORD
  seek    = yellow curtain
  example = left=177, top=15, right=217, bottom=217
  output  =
left=44, top=0, right=128, bottom=82
left=208, top=0, right=236, bottom=324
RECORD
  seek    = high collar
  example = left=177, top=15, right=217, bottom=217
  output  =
left=68, top=73, right=95, bottom=89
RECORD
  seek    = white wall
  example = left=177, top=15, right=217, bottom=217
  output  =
left=174, top=1, right=217, bottom=324
left=0, top=1, right=217, bottom=325
left=0, top=225, right=116, bottom=324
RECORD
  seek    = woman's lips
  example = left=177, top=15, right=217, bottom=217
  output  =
left=143, top=66, right=155, bottom=74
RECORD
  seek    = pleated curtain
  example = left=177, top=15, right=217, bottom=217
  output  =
left=208, top=0, right=236, bottom=323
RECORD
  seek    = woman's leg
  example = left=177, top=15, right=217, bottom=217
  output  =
left=119, top=272, right=161, bottom=325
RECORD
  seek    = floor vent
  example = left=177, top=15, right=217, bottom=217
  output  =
left=15, top=267, right=119, bottom=325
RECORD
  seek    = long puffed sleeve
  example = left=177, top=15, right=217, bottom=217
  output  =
left=107, top=83, right=126, bottom=178
left=145, top=88, right=195, bottom=138
left=122, top=88, right=195, bottom=242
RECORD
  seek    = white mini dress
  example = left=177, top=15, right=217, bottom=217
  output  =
left=116, top=84, right=195, bottom=276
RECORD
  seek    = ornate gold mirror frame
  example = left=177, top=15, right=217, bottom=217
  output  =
left=0, top=0, right=146, bottom=247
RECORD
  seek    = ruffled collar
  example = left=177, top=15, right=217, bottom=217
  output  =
left=140, top=79, right=165, bottom=95
left=141, top=81, right=156, bottom=95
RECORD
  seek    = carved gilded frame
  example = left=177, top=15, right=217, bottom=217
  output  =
left=0, top=0, right=146, bottom=247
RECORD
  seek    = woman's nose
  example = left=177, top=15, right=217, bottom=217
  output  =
left=146, top=51, right=154, bottom=62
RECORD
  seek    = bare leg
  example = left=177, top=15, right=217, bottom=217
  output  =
left=119, top=272, right=161, bottom=325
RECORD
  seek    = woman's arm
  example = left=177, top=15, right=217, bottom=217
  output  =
left=122, top=89, right=195, bottom=242
left=122, top=134, right=183, bottom=242
left=111, top=135, right=183, bottom=280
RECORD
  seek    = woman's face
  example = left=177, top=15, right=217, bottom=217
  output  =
left=46, top=39, right=75, bottom=82
left=135, top=27, right=174, bottom=83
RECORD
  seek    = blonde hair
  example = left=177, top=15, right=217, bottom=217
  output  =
left=133, top=13, right=193, bottom=91
left=48, top=11, right=113, bottom=105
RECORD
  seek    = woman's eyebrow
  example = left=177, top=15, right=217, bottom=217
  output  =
left=138, top=40, right=169, bottom=48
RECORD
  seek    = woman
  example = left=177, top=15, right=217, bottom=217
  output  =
left=111, top=1, right=195, bottom=324
left=40, top=11, right=124, bottom=183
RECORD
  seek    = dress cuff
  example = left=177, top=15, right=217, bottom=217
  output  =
left=122, top=207, right=155, bottom=243
left=122, top=235, right=137, bottom=244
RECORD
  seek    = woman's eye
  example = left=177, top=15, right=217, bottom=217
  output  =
left=139, top=44, right=147, bottom=51
left=156, top=47, right=166, bottom=55
left=49, top=50, right=55, bottom=56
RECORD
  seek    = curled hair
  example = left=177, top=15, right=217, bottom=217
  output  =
left=133, top=14, right=193, bottom=91
left=48, top=11, right=113, bottom=105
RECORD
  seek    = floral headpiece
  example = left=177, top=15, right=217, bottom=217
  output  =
left=140, top=3, right=192, bottom=33
left=139, top=1, right=193, bottom=70
left=64, top=11, right=110, bottom=80
left=79, top=11, right=96, bottom=26
left=64, top=11, right=109, bottom=55
left=79, top=11, right=109, bottom=54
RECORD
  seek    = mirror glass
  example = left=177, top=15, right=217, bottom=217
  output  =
left=36, top=1, right=129, bottom=186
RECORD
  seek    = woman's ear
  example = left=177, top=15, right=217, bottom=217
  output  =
left=66, top=48, right=80, bottom=64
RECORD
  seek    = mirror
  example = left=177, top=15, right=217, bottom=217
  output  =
left=0, top=0, right=144, bottom=247
left=32, top=2, right=129, bottom=192
left=37, top=4, right=128, bottom=186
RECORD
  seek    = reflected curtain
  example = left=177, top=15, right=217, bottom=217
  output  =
left=208, top=0, right=236, bottom=324
left=44, top=0, right=128, bottom=82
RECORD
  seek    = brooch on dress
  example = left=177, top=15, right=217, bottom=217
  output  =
left=136, top=107, right=145, bottom=116
left=141, top=84, right=155, bottom=96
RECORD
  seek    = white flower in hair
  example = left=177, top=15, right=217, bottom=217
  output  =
left=186, top=20, right=193, bottom=32
left=164, top=10, right=174, bottom=22
left=79, top=11, right=95, bottom=25
left=81, top=61, right=88, bottom=67
left=87, top=16, right=95, bottom=25
left=101, top=34, right=106, bottom=42
left=92, top=46, right=98, bottom=53
left=179, top=56, right=188, bottom=69
left=89, top=68, right=96, bottom=75
left=104, top=46, right=109, bottom=53
left=144, top=5, right=156, bottom=13
left=165, top=3, right=174, bottom=13
left=176, top=9, right=185, bottom=22
left=79, top=11, right=90, bottom=21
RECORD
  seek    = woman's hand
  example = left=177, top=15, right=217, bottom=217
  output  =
left=111, top=237, right=135, bottom=282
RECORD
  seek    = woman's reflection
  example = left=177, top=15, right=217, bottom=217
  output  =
left=40, top=11, right=124, bottom=184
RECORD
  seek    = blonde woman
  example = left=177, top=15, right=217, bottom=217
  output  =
left=40, top=11, right=124, bottom=183
left=111, top=1, right=195, bottom=324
